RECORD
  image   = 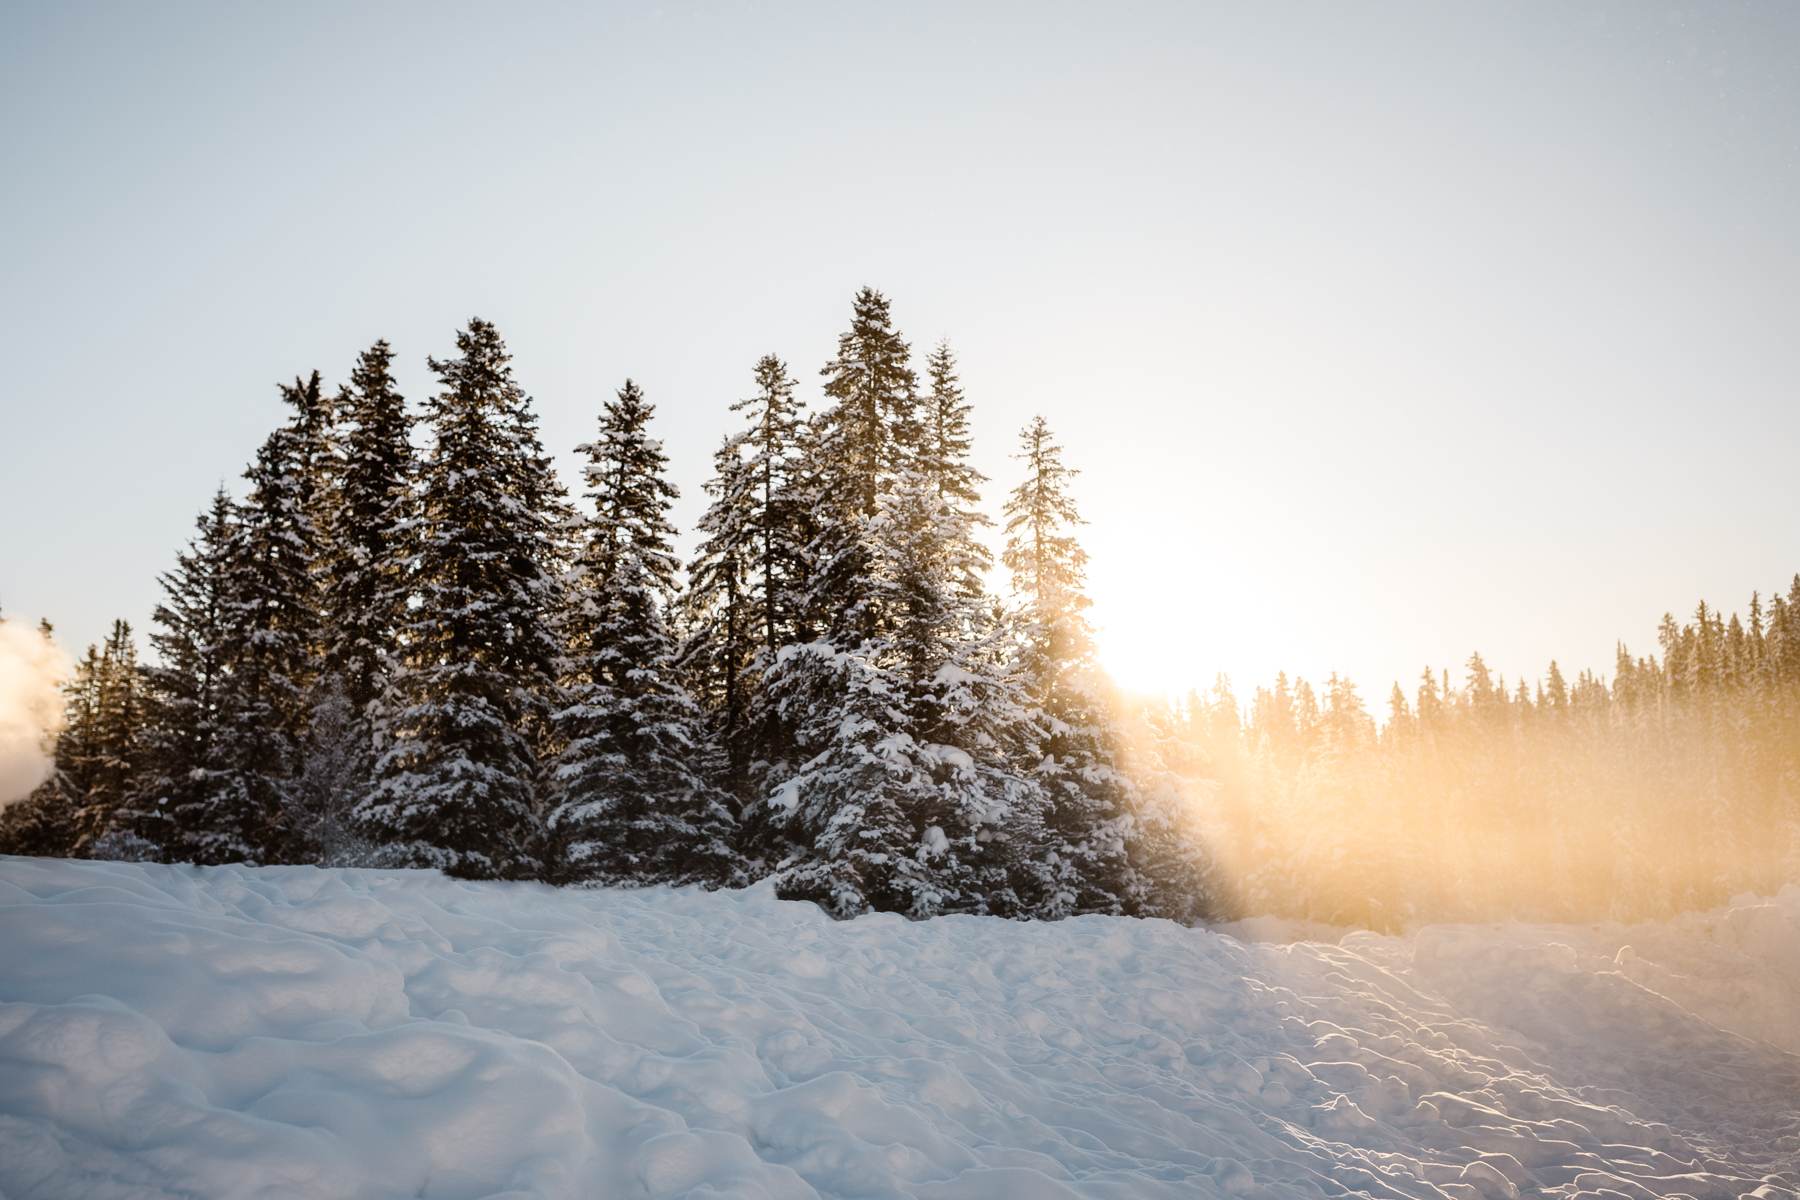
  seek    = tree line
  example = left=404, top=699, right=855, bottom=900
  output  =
left=0, top=289, right=1215, bottom=922
left=1128, top=578, right=1800, bottom=928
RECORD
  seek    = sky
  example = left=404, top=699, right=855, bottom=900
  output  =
left=3, top=0, right=1798, bottom=705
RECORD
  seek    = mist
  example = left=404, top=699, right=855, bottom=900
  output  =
left=0, top=618, right=67, bottom=809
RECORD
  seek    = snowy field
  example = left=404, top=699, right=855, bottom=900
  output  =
left=1, top=857, right=1796, bottom=1200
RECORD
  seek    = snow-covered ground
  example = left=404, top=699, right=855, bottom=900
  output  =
left=1, top=858, right=1796, bottom=1200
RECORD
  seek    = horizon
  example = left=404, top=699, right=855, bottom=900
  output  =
left=5, top=1, right=1799, bottom=703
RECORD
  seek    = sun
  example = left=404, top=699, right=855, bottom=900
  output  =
left=1092, top=608, right=1211, bottom=698
left=1084, top=542, right=1217, bottom=698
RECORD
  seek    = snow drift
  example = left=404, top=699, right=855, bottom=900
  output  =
left=0, top=857, right=1796, bottom=1199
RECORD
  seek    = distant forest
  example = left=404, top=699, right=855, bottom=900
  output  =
left=1125, top=581, right=1800, bottom=927
left=3, top=288, right=1796, bottom=927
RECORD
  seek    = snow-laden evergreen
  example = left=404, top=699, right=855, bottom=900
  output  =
left=1002, top=415, right=1142, bottom=915
left=679, top=356, right=814, bottom=805
left=317, top=340, right=415, bottom=719
left=357, top=319, right=567, bottom=880
left=550, top=379, right=737, bottom=887
left=679, top=432, right=760, bottom=784
left=919, top=340, right=991, bottom=606
left=112, top=491, right=235, bottom=861
left=801, top=286, right=918, bottom=642
left=202, top=376, right=327, bottom=864
left=4, top=622, right=144, bottom=858
left=749, top=295, right=1071, bottom=917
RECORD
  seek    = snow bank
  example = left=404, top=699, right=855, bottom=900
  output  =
left=1, top=857, right=1795, bottom=1199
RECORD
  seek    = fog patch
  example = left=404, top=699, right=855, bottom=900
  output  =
left=0, top=618, right=68, bottom=808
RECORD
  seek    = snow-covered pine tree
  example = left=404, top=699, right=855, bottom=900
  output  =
left=303, top=342, right=416, bottom=861
left=43, top=642, right=102, bottom=854
left=550, top=380, right=737, bottom=887
left=118, top=490, right=236, bottom=862
left=68, top=620, right=145, bottom=855
left=1002, top=415, right=1184, bottom=918
left=357, top=319, right=566, bottom=879
left=872, top=466, right=1047, bottom=915
left=803, top=286, right=919, bottom=641
left=732, top=354, right=812, bottom=655
left=730, top=355, right=815, bottom=788
left=918, top=341, right=991, bottom=607
left=907, top=345, right=1051, bottom=910
left=752, top=290, right=941, bottom=915
left=681, top=355, right=814, bottom=805
left=206, top=377, right=326, bottom=864
left=758, top=293, right=1044, bottom=917
left=0, top=780, right=69, bottom=858
left=0, top=619, right=147, bottom=860
left=764, top=518, right=1039, bottom=919
left=679, top=433, right=759, bottom=787
left=762, top=638, right=937, bottom=916
left=318, top=340, right=415, bottom=719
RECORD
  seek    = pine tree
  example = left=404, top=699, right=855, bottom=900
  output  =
left=806, top=287, right=919, bottom=640
left=756, top=294, right=1052, bottom=917
left=732, top=354, right=811, bottom=655
left=656, top=356, right=819, bottom=866
left=50, top=643, right=104, bottom=849
left=1545, top=660, right=1569, bottom=711
left=70, top=620, right=145, bottom=854
left=357, top=319, right=566, bottom=879
left=291, top=342, right=419, bottom=861
left=1003, top=416, right=1159, bottom=917
left=319, top=340, right=416, bottom=718
left=870, top=467, right=1047, bottom=915
left=207, top=377, right=326, bottom=863
left=680, top=433, right=760, bottom=784
left=550, top=379, right=736, bottom=886
left=117, top=491, right=236, bottom=861
left=918, top=341, right=991, bottom=607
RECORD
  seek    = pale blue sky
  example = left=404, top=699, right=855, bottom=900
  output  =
left=4, top=1, right=1797, bottom=700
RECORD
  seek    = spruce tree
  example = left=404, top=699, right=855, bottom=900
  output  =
left=358, top=319, right=566, bottom=879
left=118, top=491, right=236, bottom=861
left=70, top=620, right=145, bottom=854
left=298, top=342, right=416, bottom=862
left=764, top=640, right=941, bottom=916
left=873, top=467, right=1047, bottom=915
left=319, top=340, right=415, bottom=717
left=51, top=643, right=104, bottom=850
left=760, top=297, right=1047, bottom=917
left=550, top=380, right=736, bottom=886
left=208, top=378, right=325, bottom=863
left=805, top=286, right=919, bottom=640
left=1003, top=416, right=1155, bottom=917
left=680, top=433, right=759, bottom=784
left=754, top=292, right=957, bottom=915
left=918, top=341, right=991, bottom=607
left=733, top=354, right=811, bottom=654
left=706, top=354, right=817, bottom=814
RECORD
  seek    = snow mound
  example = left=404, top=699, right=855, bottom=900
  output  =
left=1, top=857, right=1796, bottom=1199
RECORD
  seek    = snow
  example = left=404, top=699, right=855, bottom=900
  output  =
left=1, top=857, right=1796, bottom=1199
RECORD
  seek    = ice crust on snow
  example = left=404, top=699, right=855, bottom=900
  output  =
left=0, top=856, right=1796, bottom=1199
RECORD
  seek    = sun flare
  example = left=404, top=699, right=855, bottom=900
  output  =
left=1086, top=543, right=1220, bottom=698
